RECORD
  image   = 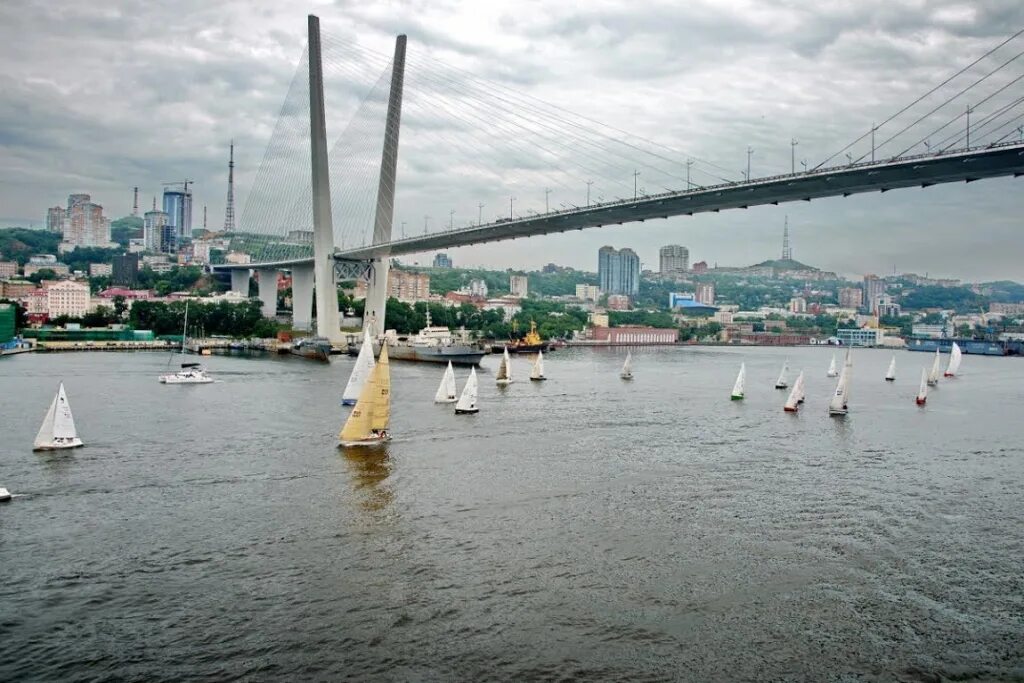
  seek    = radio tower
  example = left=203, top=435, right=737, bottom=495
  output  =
left=222, top=140, right=236, bottom=233
left=132, top=187, right=139, bottom=216
left=781, top=216, right=792, bottom=261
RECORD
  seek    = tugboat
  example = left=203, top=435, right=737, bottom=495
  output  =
left=506, top=320, right=549, bottom=354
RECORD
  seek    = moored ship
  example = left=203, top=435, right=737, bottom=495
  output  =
left=346, top=316, right=486, bottom=366
left=905, top=337, right=1014, bottom=356
left=505, top=320, right=550, bottom=354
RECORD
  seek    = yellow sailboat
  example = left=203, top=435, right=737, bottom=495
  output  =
left=339, top=344, right=392, bottom=446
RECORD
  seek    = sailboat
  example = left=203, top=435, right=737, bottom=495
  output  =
left=342, top=329, right=376, bottom=406
left=926, top=348, right=941, bottom=386
left=828, top=365, right=850, bottom=416
left=885, top=355, right=896, bottom=382
left=827, top=353, right=838, bottom=377
left=774, top=360, right=789, bottom=389
left=620, top=351, right=633, bottom=380
left=338, top=344, right=391, bottom=446
left=943, top=342, right=962, bottom=377
left=33, top=383, right=84, bottom=451
left=434, top=361, right=458, bottom=403
left=455, top=367, right=479, bottom=414
left=530, top=351, right=547, bottom=381
left=915, top=367, right=929, bottom=405
left=159, top=301, right=213, bottom=384
left=731, top=362, right=745, bottom=400
left=0, top=487, right=10, bottom=502
left=784, top=371, right=805, bottom=412
left=495, top=347, right=513, bottom=385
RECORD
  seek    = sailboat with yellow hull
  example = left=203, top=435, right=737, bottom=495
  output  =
left=339, top=345, right=392, bottom=447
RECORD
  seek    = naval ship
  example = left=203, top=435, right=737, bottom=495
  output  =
left=346, top=315, right=487, bottom=366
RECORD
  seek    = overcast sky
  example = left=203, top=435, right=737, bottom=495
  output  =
left=1, top=0, right=1023, bottom=281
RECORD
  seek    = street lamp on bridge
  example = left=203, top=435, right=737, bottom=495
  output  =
left=424, top=215, right=430, bottom=235
left=791, top=139, right=798, bottom=174
left=746, top=146, right=754, bottom=180
left=586, top=180, right=593, bottom=207
left=545, top=188, right=551, bottom=213
left=509, top=195, right=516, bottom=219
left=632, top=170, right=640, bottom=199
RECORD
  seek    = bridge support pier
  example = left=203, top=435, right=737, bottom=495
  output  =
left=257, top=268, right=278, bottom=319
left=230, top=269, right=250, bottom=295
left=291, top=264, right=314, bottom=331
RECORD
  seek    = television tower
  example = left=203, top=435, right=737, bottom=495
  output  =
left=223, top=140, right=236, bottom=232
left=781, top=216, right=792, bottom=261
left=132, top=187, right=139, bottom=216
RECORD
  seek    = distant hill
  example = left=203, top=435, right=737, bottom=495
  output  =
left=750, top=258, right=817, bottom=271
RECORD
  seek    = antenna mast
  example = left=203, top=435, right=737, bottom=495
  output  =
left=223, top=140, right=236, bottom=232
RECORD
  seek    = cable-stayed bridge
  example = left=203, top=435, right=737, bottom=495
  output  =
left=214, top=17, right=1024, bottom=343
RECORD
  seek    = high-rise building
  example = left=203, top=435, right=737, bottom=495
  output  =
left=598, top=246, right=640, bottom=295
left=575, top=284, right=600, bottom=302
left=60, top=194, right=111, bottom=248
left=789, top=296, right=807, bottom=313
left=659, top=244, right=689, bottom=276
left=510, top=274, right=528, bottom=298
left=162, top=190, right=193, bottom=246
left=864, top=275, right=885, bottom=313
left=46, top=206, right=65, bottom=233
left=112, top=253, right=140, bottom=286
left=838, top=287, right=863, bottom=309
left=695, top=282, right=715, bottom=305
left=432, top=253, right=453, bottom=268
left=144, top=210, right=171, bottom=253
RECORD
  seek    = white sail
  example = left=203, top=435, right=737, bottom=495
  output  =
left=731, top=362, right=745, bottom=399
left=927, top=348, right=941, bottom=385
left=434, top=361, right=458, bottom=403
left=885, top=355, right=896, bottom=381
left=530, top=351, right=545, bottom=380
left=621, top=351, right=633, bottom=378
left=795, top=370, right=806, bottom=403
left=496, top=347, right=512, bottom=384
left=844, top=348, right=853, bottom=368
left=784, top=371, right=804, bottom=411
left=775, top=360, right=789, bottom=388
left=455, top=367, right=479, bottom=413
left=52, top=383, right=78, bottom=439
left=343, top=330, right=377, bottom=405
left=828, top=366, right=849, bottom=415
left=827, top=353, right=838, bottom=377
left=944, top=342, right=962, bottom=377
left=916, top=367, right=929, bottom=404
left=33, top=393, right=58, bottom=449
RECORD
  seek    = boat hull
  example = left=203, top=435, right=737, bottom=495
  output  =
left=530, top=376, right=546, bottom=381
left=828, top=407, right=848, bottom=416
left=885, top=377, right=895, bottom=382
left=455, top=407, right=479, bottom=414
left=506, top=343, right=549, bottom=354
left=347, top=341, right=485, bottom=366
left=621, top=374, right=633, bottom=380
left=33, top=439, right=84, bottom=451
left=0, top=488, right=10, bottom=502
left=730, top=395, right=743, bottom=400
left=906, top=337, right=1009, bottom=356
left=434, top=398, right=457, bottom=404
left=496, top=379, right=512, bottom=385
left=160, top=376, right=214, bottom=384
left=775, top=384, right=787, bottom=389
left=916, top=397, right=927, bottom=405
left=339, top=435, right=391, bottom=447
left=783, top=406, right=798, bottom=413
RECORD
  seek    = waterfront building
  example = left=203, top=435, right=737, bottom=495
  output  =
left=598, top=246, right=640, bottom=295
left=162, top=190, right=193, bottom=245
left=659, top=245, right=689, bottom=276
left=714, top=310, right=734, bottom=324
left=591, top=326, right=677, bottom=345
left=88, top=263, right=113, bottom=277
left=864, top=275, right=885, bottom=313
left=510, top=274, right=528, bottom=298
left=46, top=206, right=65, bottom=233
left=0, top=261, right=17, bottom=279
left=575, top=284, right=600, bottom=302
left=695, top=282, right=715, bottom=305
left=144, top=209, right=171, bottom=253
left=669, top=292, right=717, bottom=315
left=432, top=253, right=453, bottom=268
left=911, top=323, right=951, bottom=339
left=838, top=287, right=863, bottom=309
left=836, top=327, right=882, bottom=347
left=46, top=280, right=91, bottom=318
left=112, top=253, right=140, bottom=286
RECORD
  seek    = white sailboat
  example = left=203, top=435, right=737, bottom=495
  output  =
left=885, top=355, right=896, bottom=382
left=495, top=347, right=513, bottom=385
left=784, top=371, right=805, bottom=412
left=455, top=367, right=479, bottom=414
left=343, top=329, right=376, bottom=406
left=530, top=350, right=546, bottom=381
left=927, top=348, right=941, bottom=386
left=434, top=361, right=458, bottom=403
left=828, top=365, right=850, bottom=416
left=0, top=487, right=10, bottom=502
left=943, top=342, right=962, bottom=377
left=620, top=351, right=633, bottom=380
left=338, top=345, right=391, bottom=446
left=827, top=353, right=838, bottom=377
left=33, top=383, right=84, bottom=451
left=774, top=360, right=789, bottom=389
left=159, top=301, right=213, bottom=384
left=730, top=362, right=745, bottom=400
left=915, top=367, right=929, bottom=405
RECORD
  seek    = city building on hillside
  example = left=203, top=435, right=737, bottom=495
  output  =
left=0, top=261, right=18, bottom=279
left=192, top=240, right=213, bottom=265
left=24, top=261, right=70, bottom=278
left=990, top=302, right=1024, bottom=316
left=695, top=282, right=715, bottom=305
left=432, top=253, right=453, bottom=268
left=714, top=310, right=734, bottom=324
left=659, top=244, right=689, bottom=276
left=163, top=189, right=193, bottom=245
left=691, top=260, right=708, bottom=274
left=598, top=246, right=640, bottom=295
left=606, top=294, right=631, bottom=310
left=47, top=206, right=65, bottom=233
left=46, top=280, right=91, bottom=318
left=510, top=274, right=528, bottom=298
left=128, top=238, right=146, bottom=254
left=89, top=263, right=113, bottom=277
left=144, top=209, right=171, bottom=253
left=837, top=327, right=882, bottom=347
left=355, top=270, right=430, bottom=302
left=590, top=312, right=609, bottom=328
left=911, top=323, right=951, bottom=339
left=669, top=292, right=718, bottom=315
left=789, top=296, right=807, bottom=314
left=838, top=287, right=863, bottom=309
left=864, top=274, right=885, bottom=313
left=467, top=279, right=488, bottom=298
left=483, top=296, right=521, bottom=319
left=575, top=284, right=600, bottom=302
left=60, top=193, right=113, bottom=249
left=874, top=293, right=901, bottom=318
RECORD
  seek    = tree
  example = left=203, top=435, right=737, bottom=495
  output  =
left=112, top=295, right=128, bottom=320
left=27, top=269, right=58, bottom=284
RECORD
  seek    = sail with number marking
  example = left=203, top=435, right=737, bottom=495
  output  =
left=342, top=330, right=376, bottom=406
